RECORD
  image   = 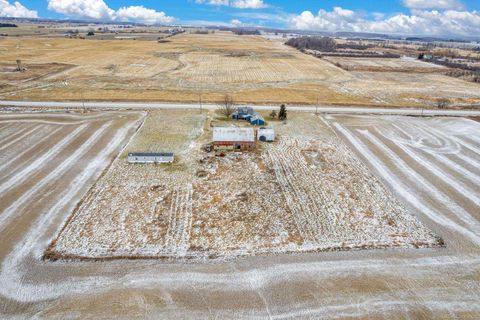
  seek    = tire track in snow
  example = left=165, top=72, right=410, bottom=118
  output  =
left=164, top=188, right=180, bottom=254
left=267, top=145, right=320, bottom=242
left=0, top=124, right=88, bottom=196
left=333, top=123, right=480, bottom=245
left=393, top=122, right=480, bottom=169
left=375, top=129, right=480, bottom=207
left=0, top=126, right=63, bottom=176
left=428, top=125, right=480, bottom=157
left=0, top=122, right=136, bottom=302
left=0, top=122, right=113, bottom=231
left=268, top=297, right=480, bottom=319
left=0, top=119, right=108, bottom=126
left=360, top=129, right=480, bottom=234
left=177, top=184, right=193, bottom=256
left=391, top=124, right=480, bottom=184
left=0, top=125, right=43, bottom=153
left=416, top=126, right=480, bottom=168
left=390, top=122, right=462, bottom=156
left=415, top=124, right=480, bottom=169
left=165, top=185, right=193, bottom=256
left=0, top=124, right=33, bottom=146
left=0, top=122, right=14, bottom=135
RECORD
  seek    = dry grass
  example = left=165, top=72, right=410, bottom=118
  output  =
left=324, top=56, right=447, bottom=72
left=0, top=32, right=479, bottom=107
left=47, top=110, right=441, bottom=260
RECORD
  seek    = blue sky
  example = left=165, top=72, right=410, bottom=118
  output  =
left=2, top=0, right=480, bottom=37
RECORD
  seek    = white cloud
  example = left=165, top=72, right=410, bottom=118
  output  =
left=291, top=7, right=364, bottom=33
left=196, top=0, right=267, bottom=9
left=289, top=7, right=480, bottom=37
left=232, top=0, right=266, bottom=9
left=116, top=6, right=174, bottom=24
left=195, top=0, right=228, bottom=6
left=47, top=0, right=174, bottom=24
left=47, top=0, right=114, bottom=20
left=403, top=0, right=464, bottom=10
left=0, top=0, right=38, bottom=18
left=230, top=19, right=242, bottom=26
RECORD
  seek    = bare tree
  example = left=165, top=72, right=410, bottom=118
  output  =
left=269, top=110, right=277, bottom=119
left=436, top=98, right=451, bottom=109
left=15, top=59, right=26, bottom=72
left=219, top=94, right=235, bottom=118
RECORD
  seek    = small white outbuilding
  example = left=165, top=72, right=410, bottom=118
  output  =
left=257, top=128, right=275, bottom=142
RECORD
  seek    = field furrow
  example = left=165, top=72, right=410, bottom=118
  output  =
left=0, top=124, right=88, bottom=196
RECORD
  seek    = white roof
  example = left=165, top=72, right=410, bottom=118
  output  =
left=258, top=128, right=274, bottom=134
left=213, top=127, right=255, bottom=142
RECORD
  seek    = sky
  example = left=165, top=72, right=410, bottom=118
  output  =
left=1, top=0, right=480, bottom=37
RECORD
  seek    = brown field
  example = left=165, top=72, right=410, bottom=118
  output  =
left=45, top=110, right=440, bottom=261
left=1, top=32, right=480, bottom=107
left=324, top=56, right=447, bottom=72
left=0, top=110, right=479, bottom=318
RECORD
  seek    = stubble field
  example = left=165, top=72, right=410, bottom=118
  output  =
left=1, top=31, right=479, bottom=106
left=331, top=115, right=480, bottom=247
left=45, top=110, right=441, bottom=260
left=0, top=110, right=479, bottom=318
left=323, top=56, right=447, bottom=72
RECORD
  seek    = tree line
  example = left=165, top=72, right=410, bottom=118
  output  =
left=285, top=36, right=337, bottom=52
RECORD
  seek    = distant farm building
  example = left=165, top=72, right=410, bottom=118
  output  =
left=231, top=107, right=266, bottom=126
left=258, top=128, right=275, bottom=142
left=213, top=127, right=255, bottom=150
left=232, top=107, right=254, bottom=120
left=128, top=152, right=174, bottom=164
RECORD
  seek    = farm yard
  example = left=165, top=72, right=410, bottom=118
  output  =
left=46, top=110, right=441, bottom=260
left=0, top=31, right=480, bottom=107
left=0, top=109, right=479, bottom=317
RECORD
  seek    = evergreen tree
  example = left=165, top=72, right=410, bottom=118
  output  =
left=278, top=104, right=287, bottom=121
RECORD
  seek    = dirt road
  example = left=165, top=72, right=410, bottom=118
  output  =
left=1, top=100, right=480, bottom=116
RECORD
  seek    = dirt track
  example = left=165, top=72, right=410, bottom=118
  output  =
left=0, top=112, right=479, bottom=318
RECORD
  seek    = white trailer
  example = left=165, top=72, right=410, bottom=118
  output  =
left=128, top=152, right=174, bottom=164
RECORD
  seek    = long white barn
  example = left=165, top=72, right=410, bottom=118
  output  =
left=127, top=152, right=174, bottom=164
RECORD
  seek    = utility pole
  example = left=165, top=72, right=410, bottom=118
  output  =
left=81, top=90, right=86, bottom=113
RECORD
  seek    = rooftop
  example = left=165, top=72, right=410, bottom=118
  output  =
left=213, top=127, right=255, bottom=142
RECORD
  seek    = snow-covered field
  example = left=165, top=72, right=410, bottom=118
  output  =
left=324, top=56, right=447, bottom=72
left=330, top=115, right=480, bottom=247
left=48, top=111, right=440, bottom=260
left=1, top=111, right=479, bottom=318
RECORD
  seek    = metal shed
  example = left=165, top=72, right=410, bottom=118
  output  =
left=250, top=115, right=266, bottom=126
left=128, top=152, right=174, bottom=163
left=258, top=128, right=275, bottom=142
